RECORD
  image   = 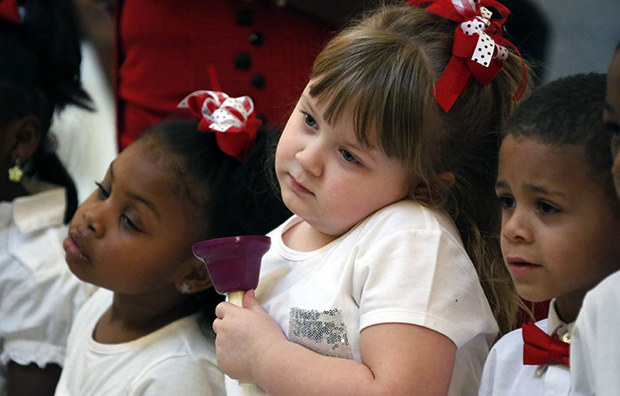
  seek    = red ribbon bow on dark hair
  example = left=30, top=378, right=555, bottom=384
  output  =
left=522, top=322, right=570, bottom=367
left=177, top=90, right=262, bottom=162
left=408, top=0, right=527, bottom=112
left=0, top=0, right=21, bottom=23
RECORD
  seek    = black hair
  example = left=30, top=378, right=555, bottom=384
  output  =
left=0, top=0, right=92, bottom=222
left=503, top=73, right=615, bottom=199
left=136, top=120, right=292, bottom=321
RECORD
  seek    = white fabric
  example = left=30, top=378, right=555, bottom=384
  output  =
left=55, top=289, right=225, bottom=396
left=226, top=200, right=498, bottom=396
left=479, top=300, right=572, bottom=396
left=0, top=187, right=96, bottom=395
left=570, top=270, right=620, bottom=396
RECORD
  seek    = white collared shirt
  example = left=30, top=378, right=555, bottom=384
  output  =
left=479, top=300, right=573, bottom=396
left=0, top=184, right=96, bottom=395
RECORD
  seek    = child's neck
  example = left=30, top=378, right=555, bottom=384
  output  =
left=554, top=293, right=585, bottom=324
left=93, top=292, right=199, bottom=344
left=283, top=220, right=339, bottom=252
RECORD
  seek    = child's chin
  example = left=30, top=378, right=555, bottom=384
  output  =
left=513, top=287, right=548, bottom=305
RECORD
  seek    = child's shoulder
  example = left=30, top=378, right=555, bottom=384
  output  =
left=369, top=200, right=451, bottom=227
left=358, top=200, right=460, bottom=241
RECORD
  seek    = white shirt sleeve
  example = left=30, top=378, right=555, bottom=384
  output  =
left=356, top=228, right=496, bottom=348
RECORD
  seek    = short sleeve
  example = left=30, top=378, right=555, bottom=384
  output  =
left=355, top=228, right=496, bottom=348
left=129, top=355, right=225, bottom=396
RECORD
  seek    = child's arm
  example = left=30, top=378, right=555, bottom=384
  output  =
left=214, top=291, right=456, bottom=396
left=7, top=362, right=62, bottom=396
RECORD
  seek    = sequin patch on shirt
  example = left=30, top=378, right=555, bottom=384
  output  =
left=288, top=307, right=353, bottom=359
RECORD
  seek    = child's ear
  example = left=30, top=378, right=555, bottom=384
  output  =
left=412, top=172, right=455, bottom=199
left=6, top=116, right=42, bottom=163
left=175, top=257, right=213, bottom=295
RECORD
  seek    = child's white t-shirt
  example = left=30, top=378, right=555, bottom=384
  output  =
left=478, top=300, right=572, bottom=396
left=0, top=187, right=96, bottom=394
left=55, top=288, right=225, bottom=396
left=226, top=200, right=498, bottom=396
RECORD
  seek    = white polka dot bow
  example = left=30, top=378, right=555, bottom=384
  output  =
left=178, top=90, right=262, bottom=161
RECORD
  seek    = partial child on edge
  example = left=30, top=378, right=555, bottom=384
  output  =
left=569, top=43, right=620, bottom=396
left=0, top=0, right=97, bottom=394
left=213, top=2, right=530, bottom=396
left=55, top=93, right=291, bottom=395
left=478, top=72, right=620, bottom=396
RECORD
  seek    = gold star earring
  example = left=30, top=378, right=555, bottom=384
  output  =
left=8, top=159, right=23, bottom=183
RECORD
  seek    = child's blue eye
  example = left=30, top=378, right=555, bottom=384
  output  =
left=497, top=195, right=515, bottom=209
left=340, top=149, right=358, bottom=163
left=301, top=111, right=317, bottom=128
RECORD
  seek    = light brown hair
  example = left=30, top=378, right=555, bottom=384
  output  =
left=309, top=3, right=531, bottom=334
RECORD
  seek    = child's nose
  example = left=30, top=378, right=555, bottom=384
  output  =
left=296, top=142, right=323, bottom=177
left=502, top=209, right=532, bottom=244
left=82, top=203, right=106, bottom=238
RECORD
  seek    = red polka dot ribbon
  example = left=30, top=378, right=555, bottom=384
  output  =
left=178, top=90, right=262, bottom=162
left=0, top=0, right=21, bottom=23
left=408, top=0, right=528, bottom=112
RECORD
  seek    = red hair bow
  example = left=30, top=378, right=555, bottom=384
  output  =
left=408, top=0, right=528, bottom=112
left=178, top=91, right=262, bottom=161
left=0, top=0, right=21, bottom=23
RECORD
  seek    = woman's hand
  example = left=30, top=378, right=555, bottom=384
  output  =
left=213, top=290, right=287, bottom=382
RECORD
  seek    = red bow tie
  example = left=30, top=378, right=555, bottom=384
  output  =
left=522, top=322, right=570, bottom=366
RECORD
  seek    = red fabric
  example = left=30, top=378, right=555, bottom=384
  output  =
left=522, top=322, right=570, bottom=367
left=0, top=0, right=20, bottom=23
left=114, top=0, right=333, bottom=151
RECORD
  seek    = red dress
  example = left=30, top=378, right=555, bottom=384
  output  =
left=115, top=0, right=333, bottom=150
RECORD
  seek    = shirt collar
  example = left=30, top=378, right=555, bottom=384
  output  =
left=547, top=299, right=575, bottom=344
left=13, top=179, right=66, bottom=234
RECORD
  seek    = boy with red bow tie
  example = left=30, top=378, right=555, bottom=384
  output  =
left=478, top=72, right=620, bottom=395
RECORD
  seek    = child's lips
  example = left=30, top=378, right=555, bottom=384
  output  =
left=63, top=233, right=90, bottom=262
left=505, top=256, right=541, bottom=274
left=289, top=175, right=313, bottom=195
